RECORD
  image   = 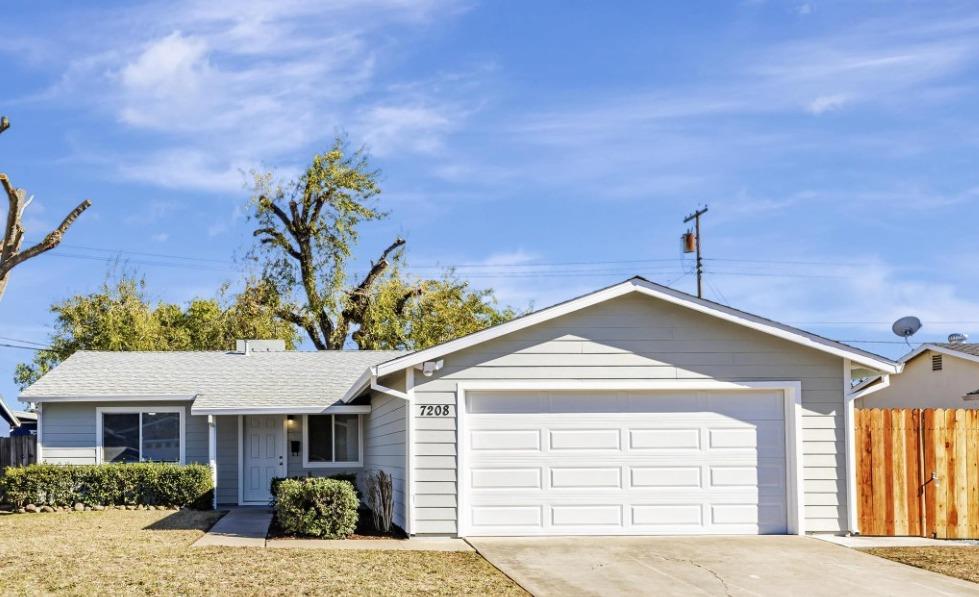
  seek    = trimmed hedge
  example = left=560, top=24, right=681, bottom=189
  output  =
left=0, top=463, right=213, bottom=509
left=274, top=477, right=358, bottom=538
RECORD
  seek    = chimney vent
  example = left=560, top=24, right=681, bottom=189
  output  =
left=236, top=339, right=286, bottom=354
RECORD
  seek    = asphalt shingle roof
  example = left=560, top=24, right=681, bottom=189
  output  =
left=931, top=343, right=979, bottom=358
left=20, top=350, right=405, bottom=411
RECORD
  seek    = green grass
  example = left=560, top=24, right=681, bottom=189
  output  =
left=0, top=510, right=525, bottom=596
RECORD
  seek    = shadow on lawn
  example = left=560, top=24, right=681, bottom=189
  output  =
left=143, top=509, right=225, bottom=531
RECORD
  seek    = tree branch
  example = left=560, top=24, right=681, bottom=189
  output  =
left=275, top=307, right=325, bottom=350
left=349, top=237, right=406, bottom=308
left=254, top=227, right=301, bottom=260
left=331, top=237, right=406, bottom=348
left=0, top=199, right=92, bottom=279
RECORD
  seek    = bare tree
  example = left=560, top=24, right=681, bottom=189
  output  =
left=0, top=116, right=92, bottom=302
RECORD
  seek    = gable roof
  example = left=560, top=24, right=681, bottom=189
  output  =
left=20, top=349, right=405, bottom=413
left=372, top=276, right=901, bottom=378
left=0, top=398, right=20, bottom=428
left=898, top=343, right=979, bottom=366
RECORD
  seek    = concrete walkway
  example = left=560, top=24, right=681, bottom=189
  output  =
left=267, top=538, right=473, bottom=551
left=193, top=509, right=470, bottom=551
left=469, top=535, right=979, bottom=596
left=814, top=534, right=979, bottom=549
left=193, top=508, right=272, bottom=548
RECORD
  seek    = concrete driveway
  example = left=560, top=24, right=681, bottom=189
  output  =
left=468, top=536, right=979, bottom=597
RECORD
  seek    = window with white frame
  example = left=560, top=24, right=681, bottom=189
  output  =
left=97, top=407, right=184, bottom=464
left=302, top=414, right=362, bottom=467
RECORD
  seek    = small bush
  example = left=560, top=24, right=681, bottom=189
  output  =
left=270, top=473, right=360, bottom=504
left=0, top=463, right=213, bottom=509
left=274, top=477, right=358, bottom=538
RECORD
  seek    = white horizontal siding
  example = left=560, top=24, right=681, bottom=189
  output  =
left=362, top=390, right=407, bottom=531
left=40, top=401, right=208, bottom=465
left=412, top=293, right=851, bottom=536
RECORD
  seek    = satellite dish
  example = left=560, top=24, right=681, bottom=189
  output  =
left=891, top=316, right=922, bottom=346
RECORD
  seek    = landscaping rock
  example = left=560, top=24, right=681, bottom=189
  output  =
left=73, top=503, right=85, bottom=512
left=93, top=505, right=105, bottom=511
left=39, top=506, right=54, bottom=513
left=24, top=504, right=37, bottom=513
left=16, top=508, right=25, bottom=514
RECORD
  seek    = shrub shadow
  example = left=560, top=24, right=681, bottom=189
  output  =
left=143, top=509, right=225, bottom=531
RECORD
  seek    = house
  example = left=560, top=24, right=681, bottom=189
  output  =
left=21, top=277, right=901, bottom=537
left=854, top=341, right=979, bottom=409
left=0, top=399, right=36, bottom=437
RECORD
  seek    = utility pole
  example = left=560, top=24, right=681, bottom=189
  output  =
left=682, top=206, right=708, bottom=298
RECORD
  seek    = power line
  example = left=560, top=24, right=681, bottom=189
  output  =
left=705, top=257, right=871, bottom=267
left=0, top=342, right=46, bottom=351
left=0, top=336, right=47, bottom=347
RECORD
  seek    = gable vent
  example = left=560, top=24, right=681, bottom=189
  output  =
left=932, top=354, right=943, bottom=371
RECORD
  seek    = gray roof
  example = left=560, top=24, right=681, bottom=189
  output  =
left=931, top=343, right=979, bottom=358
left=0, top=398, right=20, bottom=428
left=20, top=350, right=405, bottom=412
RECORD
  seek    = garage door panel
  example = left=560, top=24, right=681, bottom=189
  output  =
left=470, top=429, right=541, bottom=451
left=551, top=505, right=623, bottom=527
left=630, top=428, right=701, bottom=450
left=631, top=466, right=702, bottom=488
left=549, top=428, right=621, bottom=450
left=471, top=505, right=543, bottom=528
left=550, top=467, right=622, bottom=489
left=471, top=467, right=542, bottom=489
left=465, top=390, right=788, bottom=536
left=632, top=504, right=704, bottom=526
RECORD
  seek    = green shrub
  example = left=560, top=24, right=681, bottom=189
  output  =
left=274, top=477, right=358, bottom=538
left=270, top=473, right=360, bottom=503
left=0, top=463, right=213, bottom=508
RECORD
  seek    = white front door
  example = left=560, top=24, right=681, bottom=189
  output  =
left=242, top=415, right=286, bottom=504
left=463, top=390, right=788, bottom=536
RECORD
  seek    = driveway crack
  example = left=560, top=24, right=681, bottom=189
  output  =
left=653, top=555, right=736, bottom=597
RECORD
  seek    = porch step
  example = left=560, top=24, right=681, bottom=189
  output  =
left=193, top=508, right=272, bottom=548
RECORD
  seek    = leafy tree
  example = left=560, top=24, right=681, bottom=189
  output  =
left=1, top=116, right=91, bottom=303
left=15, top=275, right=298, bottom=388
left=356, top=273, right=518, bottom=350
left=250, top=138, right=515, bottom=350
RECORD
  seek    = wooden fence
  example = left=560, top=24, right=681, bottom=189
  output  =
left=0, top=434, right=36, bottom=470
left=855, top=408, right=979, bottom=539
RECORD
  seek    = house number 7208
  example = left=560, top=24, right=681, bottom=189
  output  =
left=419, top=405, right=452, bottom=417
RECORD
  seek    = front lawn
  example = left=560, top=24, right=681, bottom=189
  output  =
left=0, top=510, right=524, bottom=595
left=864, top=547, right=979, bottom=584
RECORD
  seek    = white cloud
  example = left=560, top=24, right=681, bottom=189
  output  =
left=16, top=1, right=472, bottom=193
left=115, top=149, right=256, bottom=194
left=357, top=105, right=455, bottom=156
left=807, top=94, right=848, bottom=114
left=151, top=232, right=169, bottom=242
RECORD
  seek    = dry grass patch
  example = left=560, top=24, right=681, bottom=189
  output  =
left=0, top=510, right=524, bottom=596
left=864, top=547, right=979, bottom=584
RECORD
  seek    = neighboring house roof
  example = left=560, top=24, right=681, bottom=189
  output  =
left=897, top=342, right=979, bottom=366
left=13, top=411, right=37, bottom=422
left=0, top=398, right=21, bottom=428
left=20, top=349, right=405, bottom=413
left=370, top=276, right=901, bottom=379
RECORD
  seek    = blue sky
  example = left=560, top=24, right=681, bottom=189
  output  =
left=2, top=0, right=979, bottom=412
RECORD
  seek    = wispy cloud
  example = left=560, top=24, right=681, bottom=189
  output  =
left=7, top=0, right=473, bottom=193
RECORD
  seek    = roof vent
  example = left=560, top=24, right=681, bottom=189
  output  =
left=948, top=333, right=969, bottom=345
left=235, top=339, right=286, bottom=355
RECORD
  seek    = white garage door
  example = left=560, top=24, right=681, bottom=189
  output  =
left=463, top=390, right=788, bottom=536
